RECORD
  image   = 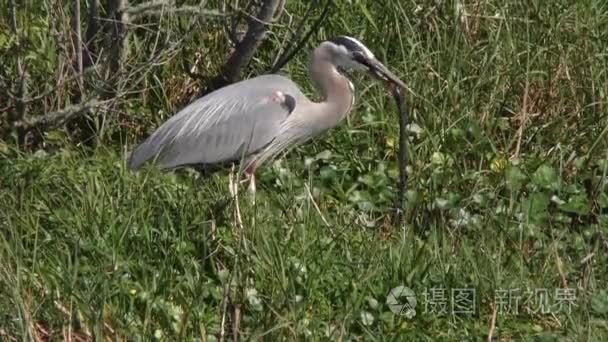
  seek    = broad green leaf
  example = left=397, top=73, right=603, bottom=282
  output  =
left=506, top=166, right=527, bottom=191
left=559, top=194, right=591, bottom=215
left=532, top=164, right=560, bottom=190
left=523, top=192, right=550, bottom=223
left=591, top=290, right=608, bottom=315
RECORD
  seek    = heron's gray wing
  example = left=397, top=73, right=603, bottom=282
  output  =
left=128, top=75, right=302, bottom=170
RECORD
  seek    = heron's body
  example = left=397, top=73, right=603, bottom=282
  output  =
left=128, top=75, right=310, bottom=171
left=128, top=36, right=404, bottom=187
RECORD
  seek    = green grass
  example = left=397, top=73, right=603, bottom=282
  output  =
left=2, top=0, right=608, bottom=340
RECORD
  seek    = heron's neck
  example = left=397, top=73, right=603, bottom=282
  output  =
left=309, top=55, right=354, bottom=124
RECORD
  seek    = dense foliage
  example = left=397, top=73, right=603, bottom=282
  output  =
left=1, top=0, right=607, bottom=339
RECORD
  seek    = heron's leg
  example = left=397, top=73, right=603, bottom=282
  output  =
left=248, top=173, right=256, bottom=196
left=240, top=171, right=256, bottom=206
left=239, top=164, right=257, bottom=205
left=228, top=165, right=237, bottom=197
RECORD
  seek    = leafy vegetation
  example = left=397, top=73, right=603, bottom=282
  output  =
left=1, top=0, right=608, bottom=340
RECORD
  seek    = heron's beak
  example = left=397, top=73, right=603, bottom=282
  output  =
left=367, top=59, right=406, bottom=90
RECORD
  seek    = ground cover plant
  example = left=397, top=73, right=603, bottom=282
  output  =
left=1, top=0, right=607, bottom=340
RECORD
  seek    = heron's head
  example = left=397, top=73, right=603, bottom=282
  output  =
left=318, top=36, right=406, bottom=89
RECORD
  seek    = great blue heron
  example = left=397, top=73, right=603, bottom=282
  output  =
left=128, top=36, right=406, bottom=193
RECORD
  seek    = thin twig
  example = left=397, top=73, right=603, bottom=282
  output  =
left=219, top=280, right=230, bottom=342
left=72, top=0, right=84, bottom=92
left=54, top=300, right=93, bottom=339
left=269, top=0, right=333, bottom=73
left=273, top=0, right=286, bottom=20
left=487, top=302, right=498, bottom=342
left=514, top=76, right=529, bottom=158
left=580, top=252, right=595, bottom=265
left=84, top=0, right=100, bottom=69
left=304, top=183, right=331, bottom=228
left=232, top=304, right=241, bottom=341
left=555, top=250, right=568, bottom=289
left=225, top=0, right=256, bottom=45
left=125, top=1, right=225, bottom=18
left=270, top=0, right=317, bottom=68
left=8, top=0, right=27, bottom=145
left=0, top=68, right=96, bottom=104
left=463, top=13, right=535, bottom=23
left=19, top=98, right=108, bottom=131
left=391, top=85, right=408, bottom=225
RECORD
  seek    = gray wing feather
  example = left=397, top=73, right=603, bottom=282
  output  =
left=128, top=75, right=303, bottom=170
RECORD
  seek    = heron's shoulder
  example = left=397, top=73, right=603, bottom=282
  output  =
left=170, top=74, right=305, bottom=120
left=237, top=74, right=302, bottom=92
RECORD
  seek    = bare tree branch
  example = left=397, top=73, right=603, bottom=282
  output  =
left=71, top=0, right=84, bottom=91
left=269, top=0, right=333, bottom=73
left=84, top=0, right=100, bottom=69
left=125, top=1, right=225, bottom=19
left=19, top=98, right=108, bottom=131
left=273, top=0, right=286, bottom=20
left=211, top=0, right=282, bottom=89
left=270, top=0, right=317, bottom=68
left=105, top=0, right=129, bottom=84
left=0, top=68, right=96, bottom=105
left=7, top=0, right=27, bottom=146
left=224, top=0, right=256, bottom=46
